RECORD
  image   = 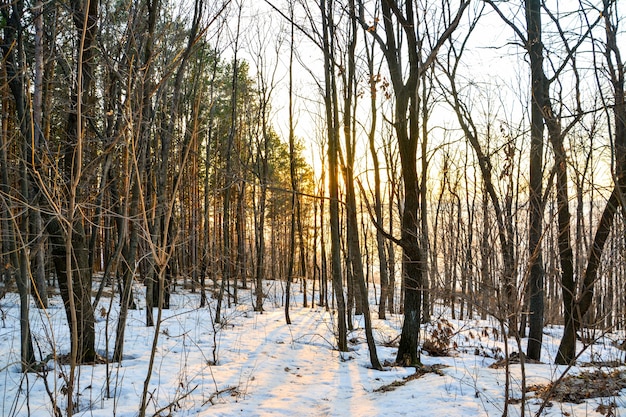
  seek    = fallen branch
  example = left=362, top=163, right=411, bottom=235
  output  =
left=151, top=385, right=197, bottom=417
left=203, top=386, right=240, bottom=406
left=374, top=364, right=448, bottom=393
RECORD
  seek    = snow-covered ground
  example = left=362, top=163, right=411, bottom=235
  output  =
left=1, top=281, right=626, bottom=416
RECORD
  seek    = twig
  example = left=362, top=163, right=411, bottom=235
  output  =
left=151, top=385, right=197, bottom=417
left=203, top=386, right=239, bottom=406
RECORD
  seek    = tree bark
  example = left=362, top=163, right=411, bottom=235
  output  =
left=358, top=0, right=469, bottom=366
left=216, top=5, right=242, bottom=324
left=525, top=0, right=546, bottom=361
left=343, top=0, right=381, bottom=369
left=558, top=3, right=625, bottom=362
left=0, top=0, right=37, bottom=371
left=363, top=35, right=389, bottom=320
left=321, top=0, right=348, bottom=351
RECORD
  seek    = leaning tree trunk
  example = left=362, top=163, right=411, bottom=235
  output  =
left=556, top=0, right=626, bottom=364
left=546, top=93, right=575, bottom=366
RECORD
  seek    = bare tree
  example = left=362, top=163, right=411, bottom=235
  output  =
left=486, top=0, right=601, bottom=361
left=250, top=16, right=284, bottom=313
left=320, top=0, right=349, bottom=351
left=556, top=0, right=626, bottom=364
left=0, top=0, right=37, bottom=370
left=523, top=0, right=547, bottom=361
left=341, top=0, right=381, bottom=369
left=357, top=0, right=469, bottom=365
left=286, top=2, right=296, bottom=325
left=50, top=0, right=100, bottom=371
left=215, top=1, right=242, bottom=324
left=362, top=28, right=390, bottom=320
left=437, top=8, right=519, bottom=334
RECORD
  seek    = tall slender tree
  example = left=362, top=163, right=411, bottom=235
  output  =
left=321, top=0, right=349, bottom=351
left=357, top=0, right=469, bottom=365
left=216, top=2, right=242, bottom=324
left=285, top=2, right=296, bottom=325
left=342, top=0, right=381, bottom=369
left=0, top=0, right=37, bottom=371
left=523, top=0, right=547, bottom=361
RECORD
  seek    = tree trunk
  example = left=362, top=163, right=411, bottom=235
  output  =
left=297, top=197, right=308, bottom=308
left=363, top=35, right=389, bottom=320
left=255, top=160, right=268, bottom=311
left=114, top=153, right=141, bottom=361
left=395, top=146, right=424, bottom=366
left=321, top=0, right=348, bottom=351
left=217, top=6, right=242, bottom=324
left=0, top=0, right=37, bottom=370
left=343, top=0, right=381, bottom=369
left=28, top=0, right=48, bottom=310
left=49, top=219, right=97, bottom=364
left=547, top=96, right=574, bottom=366
left=525, top=0, right=545, bottom=361
left=556, top=0, right=626, bottom=364
left=358, top=0, right=468, bottom=366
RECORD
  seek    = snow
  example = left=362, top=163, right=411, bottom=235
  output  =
left=1, top=283, right=626, bottom=416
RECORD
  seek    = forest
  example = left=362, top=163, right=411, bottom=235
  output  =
left=1, top=0, right=626, bottom=416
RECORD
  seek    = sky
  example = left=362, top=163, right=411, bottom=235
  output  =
left=230, top=0, right=622, bottom=197
left=228, top=0, right=532, bottom=188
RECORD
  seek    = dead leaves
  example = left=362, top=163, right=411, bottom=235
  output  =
left=422, top=318, right=455, bottom=357
left=489, top=351, right=542, bottom=369
left=528, top=369, right=626, bottom=404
